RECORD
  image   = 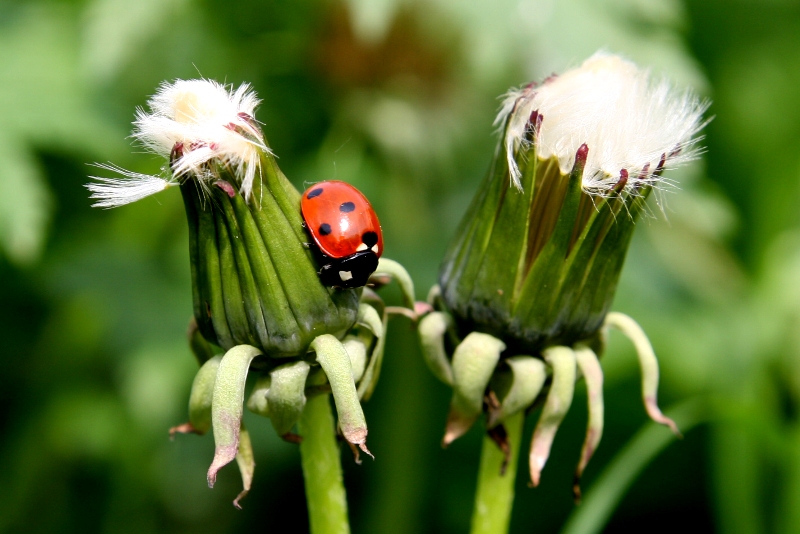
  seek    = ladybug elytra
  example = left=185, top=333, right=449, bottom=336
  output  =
left=301, top=180, right=383, bottom=288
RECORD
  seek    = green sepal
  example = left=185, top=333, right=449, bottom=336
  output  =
left=246, top=375, right=271, bottom=417
left=357, top=308, right=389, bottom=401
left=444, top=332, right=506, bottom=446
left=267, top=360, right=311, bottom=438
left=233, top=423, right=255, bottom=509
left=373, top=257, right=416, bottom=310
left=573, top=344, right=604, bottom=498
left=487, top=355, right=547, bottom=428
left=356, top=302, right=383, bottom=339
left=207, top=344, right=263, bottom=488
left=529, top=346, right=576, bottom=487
left=311, top=334, right=370, bottom=454
left=507, top=146, right=587, bottom=343
left=418, top=311, right=454, bottom=386
left=343, top=336, right=368, bottom=383
left=439, top=145, right=510, bottom=312
left=604, top=312, right=679, bottom=434
left=214, top=201, right=264, bottom=347
left=187, top=355, right=222, bottom=434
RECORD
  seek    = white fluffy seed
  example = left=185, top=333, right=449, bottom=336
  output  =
left=497, top=52, right=709, bottom=195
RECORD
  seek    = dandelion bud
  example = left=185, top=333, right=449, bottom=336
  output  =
left=88, top=79, right=360, bottom=356
left=422, top=52, right=708, bottom=492
left=89, top=80, right=418, bottom=506
left=440, top=53, right=707, bottom=352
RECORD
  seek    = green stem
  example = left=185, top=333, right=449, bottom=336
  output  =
left=298, top=393, right=351, bottom=534
left=470, top=411, right=525, bottom=534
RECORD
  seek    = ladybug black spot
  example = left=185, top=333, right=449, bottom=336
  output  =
left=362, top=231, right=378, bottom=247
left=307, top=187, right=324, bottom=199
left=340, top=201, right=355, bottom=213
left=319, top=223, right=332, bottom=236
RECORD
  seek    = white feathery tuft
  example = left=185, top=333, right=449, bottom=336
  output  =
left=88, top=79, right=269, bottom=207
left=496, top=52, right=709, bottom=194
left=86, top=164, right=174, bottom=208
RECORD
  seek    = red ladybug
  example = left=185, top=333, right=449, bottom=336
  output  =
left=301, top=180, right=383, bottom=288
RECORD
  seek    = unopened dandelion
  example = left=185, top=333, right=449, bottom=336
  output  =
left=87, top=78, right=417, bottom=521
left=419, top=51, right=709, bottom=532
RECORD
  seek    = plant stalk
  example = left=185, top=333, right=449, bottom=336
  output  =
left=470, top=411, right=525, bottom=534
left=298, top=393, right=351, bottom=534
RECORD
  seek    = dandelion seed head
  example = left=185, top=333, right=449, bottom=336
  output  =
left=87, top=79, right=270, bottom=207
left=134, top=79, right=268, bottom=198
left=497, top=52, right=709, bottom=195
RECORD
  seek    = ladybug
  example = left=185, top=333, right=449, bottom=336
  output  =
left=301, top=180, right=384, bottom=288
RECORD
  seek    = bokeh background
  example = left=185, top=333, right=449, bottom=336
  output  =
left=2, top=0, right=800, bottom=532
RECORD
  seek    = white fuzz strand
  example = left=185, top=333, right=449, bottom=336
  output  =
left=86, top=163, right=174, bottom=208
left=497, top=52, right=708, bottom=195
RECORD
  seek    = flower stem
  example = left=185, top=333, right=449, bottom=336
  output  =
left=298, top=393, right=351, bottom=534
left=470, top=411, right=525, bottom=534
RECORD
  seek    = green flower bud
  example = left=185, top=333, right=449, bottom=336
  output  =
left=441, top=55, right=706, bottom=352
left=180, top=153, right=360, bottom=357
left=89, top=79, right=419, bottom=506
left=88, top=79, right=361, bottom=357
left=423, top=52, right=708, bottom=492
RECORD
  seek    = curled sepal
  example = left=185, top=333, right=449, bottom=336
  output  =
left=343, top=336, right=368, bottom=382
left=444, top=333, right=506, bottom=446
left=233, top=424, right=255, bottom=509
left=170, top=355, right=222, bottom=437
left=572, top=344, right=604, bottom=500
left=356, top=310, right=389, bottom=402
left=529, top=346, right=576, bottom=487
left=267, top=360, right=311, bottom=440
left=246, top=375, right=271, bottom=417
left=487, top=356, right=547, bottom=428
left=311, top=334, right=371, bottom=456
left=604, top=312, right=680, bottom=435
left=208, top=344, right=263, bottom=488
left=372, top=257, right=416, bottom=310
left=418, top=311, right=454, bottom=386
left=356, top=303, right=383, bottom=339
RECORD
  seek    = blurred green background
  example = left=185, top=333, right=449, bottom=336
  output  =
left=2, top=0, right=800, bottom=532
